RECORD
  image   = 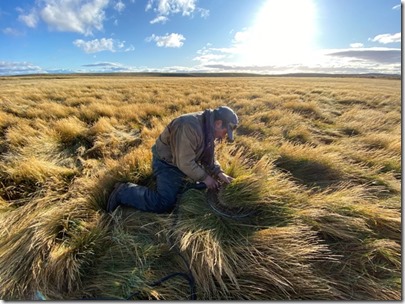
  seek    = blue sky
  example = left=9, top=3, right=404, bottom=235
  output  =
left=0, top=0, right=401, bottom=75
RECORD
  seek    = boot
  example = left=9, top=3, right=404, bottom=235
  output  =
left=107, top=183, right=126, bottom=213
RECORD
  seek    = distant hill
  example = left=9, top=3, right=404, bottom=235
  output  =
left=4, top=72, right=401, bottom=79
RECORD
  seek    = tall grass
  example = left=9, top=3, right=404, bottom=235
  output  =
left=0, top=75, right=400, bottom=300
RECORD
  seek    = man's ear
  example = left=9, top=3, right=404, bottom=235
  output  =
left=214, top=120, right=223, bottom=129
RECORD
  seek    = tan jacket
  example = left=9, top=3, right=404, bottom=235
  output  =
left=154, top=111, right=222, bottom=181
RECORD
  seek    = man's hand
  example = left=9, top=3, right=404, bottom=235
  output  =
left=218, top=172, right=234, bottom=184
left=203, top=175, right=219, bottom=190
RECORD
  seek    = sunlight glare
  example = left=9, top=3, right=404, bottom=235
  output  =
left=238, top=0, right=318, bottom=66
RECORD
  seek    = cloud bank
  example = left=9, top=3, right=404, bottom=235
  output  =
left=326, top=48, right=401, bottom=64
left=0, top=61, right=45, bottom=75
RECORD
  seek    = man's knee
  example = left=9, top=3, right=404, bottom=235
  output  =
left=154, top=194, right=177, bottom=213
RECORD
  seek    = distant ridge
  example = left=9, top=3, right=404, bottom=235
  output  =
left=4, top=72, right=401, bottom=79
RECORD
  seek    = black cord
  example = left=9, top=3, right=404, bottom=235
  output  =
left=125, top=193, right=198, bottom=301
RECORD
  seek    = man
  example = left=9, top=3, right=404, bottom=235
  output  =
left=107, top=106, right=238, bottom=213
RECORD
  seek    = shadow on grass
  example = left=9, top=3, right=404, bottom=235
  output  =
left=275, top=155, right=343, bottom=189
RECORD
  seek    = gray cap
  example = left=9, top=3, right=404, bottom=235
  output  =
left=214, top=106, right=239, bottom=141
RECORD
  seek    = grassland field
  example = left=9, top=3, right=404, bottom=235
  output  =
left=0, top=75, right=401, bottom=300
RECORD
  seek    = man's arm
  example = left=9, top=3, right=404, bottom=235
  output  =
left=172, top=123, right=233, bottom=189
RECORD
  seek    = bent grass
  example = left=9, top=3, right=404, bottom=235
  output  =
left=0, top=75, right=400, bottom=300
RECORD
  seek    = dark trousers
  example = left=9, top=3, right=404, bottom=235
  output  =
left=116, top=149, right=188, bottom=213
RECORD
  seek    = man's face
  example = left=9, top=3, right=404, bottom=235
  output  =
left=214, top=120, right=228, bottom=140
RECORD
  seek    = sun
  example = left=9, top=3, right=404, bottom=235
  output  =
left=237, top=0, right=318, bottom=66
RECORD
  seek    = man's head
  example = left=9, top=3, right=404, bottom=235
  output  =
left=213, top=106, right=239, bottom=142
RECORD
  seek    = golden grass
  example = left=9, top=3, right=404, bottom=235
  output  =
left=0, top=75, right=400, bottom=300
left=53, top=117, right=87, bottom=142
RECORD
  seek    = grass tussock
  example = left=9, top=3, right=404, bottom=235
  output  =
left=2, top=155, right=76, bottom=184
left=0, top=75, right=400, bottom=300
left=53, top=117, right=88, bottom=144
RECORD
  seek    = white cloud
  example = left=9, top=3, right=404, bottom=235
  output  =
left=193, top=44, right=230, bottom=63
left=150, top=16, right=169, bottom=24
left=2, top=27, right=24, bottom=36
left=350, top=43, right=364, bottom=48
left=0, top=61, right=44, bottom=75
left=392, top=4, right=401, bottom=10
left=232, top=29, right=250, bottom=44
left=74, top=38, right=114, bottom=53
left=83, top=62, right=123, bottom=67
left=197, top=7, right=209, bottom=18
left=17, top=8, right=39, bottom=28
left=81, top=61, right=135, bottom=72
left=18, top=0, right=110, bottom=36
left=114, top=0, right=125, bottom=12
left=193, top=53, right=226, bottom=63
left=369, top=32, right=401, bottom=44
left=146, top=0, right=209, bottom=23
left=80, top=62, right=150, bottom=73
left=73, top=38, right=134, bottom=53
left=146, top=33, right=185, bottom=47
left=146, top=0, right=195, bottom=16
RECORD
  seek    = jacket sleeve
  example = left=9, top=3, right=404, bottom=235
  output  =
left=172, top=123, right=208, bottom=182
left=206, top=159, right=224, bottom=177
